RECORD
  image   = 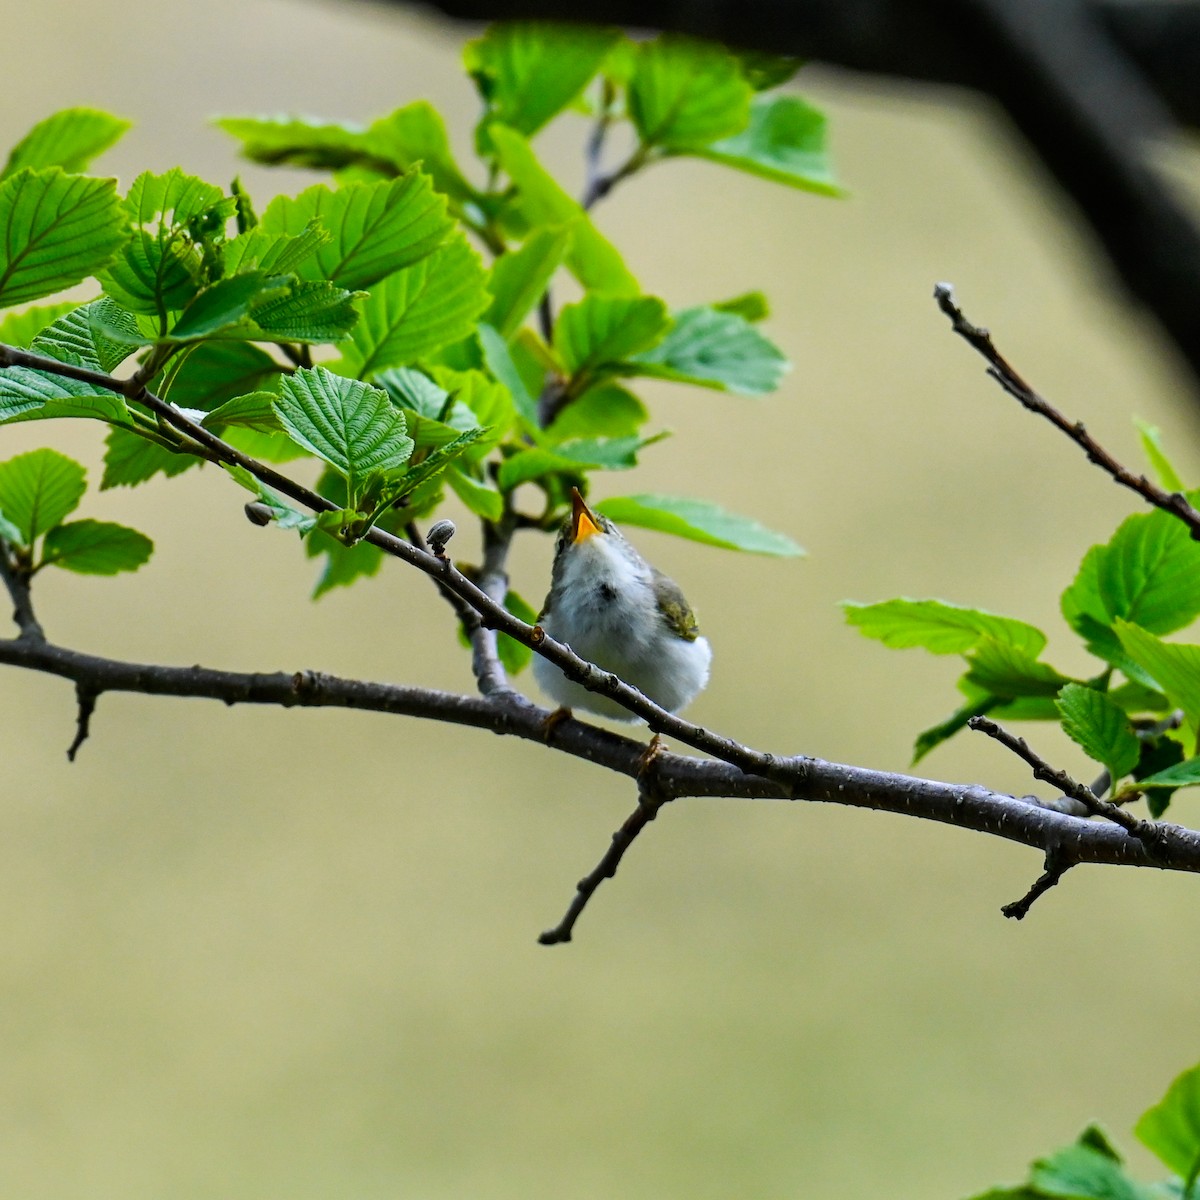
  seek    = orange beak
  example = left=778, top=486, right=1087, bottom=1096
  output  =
left=570, top=488, right=603, bottom=543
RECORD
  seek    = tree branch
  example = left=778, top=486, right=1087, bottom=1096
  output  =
left=934, top=283, right=1200, bottom=539
left=0, top=537, right=44, bottom=642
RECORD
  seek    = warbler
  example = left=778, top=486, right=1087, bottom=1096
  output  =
left=532, top=488, right=712, bottom=720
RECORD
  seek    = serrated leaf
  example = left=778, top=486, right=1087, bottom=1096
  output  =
left=0, top=300, right=81, bottom=348
left=222, top=221, right=330, bottom=276
left=1138, top=757, right=1200, bottom=789
left=428, top=366, right=514, bottom=454
left=596, top=493, right=804, bottom=556
left=361, top=103, right=478, bottom=203
left=1055, top=683, right=1141, bottom=782
left=99, top=168, right=229, bottom=316
left=3, top=107, right=131, bottom=178
left=100, top=426, right=200, bottom=489
left=0, top=448, right=86, bottom=543
left=697, top=95, right=841, bottom=195
left=553, top=294, right=671, bottom=386
left=630, top=305, right=788, bottom=395
left=966, top=637, right=1073, bottom=699
left=0, top=168, right=128, bottom=308
left=489, top=124, right=637, bottom=296
left=389, top=428, right=488, bottom=501
left=202, top=390, right=280, bottom=431
left=273, top=366, right=413, bottom=499
left=242, top=280, right=361, bottom=344
left=1135, top=1065, right=1200, bottom=1185
left=1031, top=1138, right=1158, bottom=1200
left=155, top=340, right=281, bottom=412
left=467, top=23, right=620, bottom=144
left=484, top=227, right=571, bottom=338
left=0, top=301, right=133, bottom=426
left=339, top=234, right=490, bottom=377
left=164, top=271, right=290, bottom=342
left=629, top=36, right=752, bottom=150
left=260, top=170, right=452, bottom=291
left=447, top=466, right=503, bottom=521
left=1115, top=620, right=1200, bottom=740
left=545, top=381, right=647, bottom=442
left=1134, top=419, right=1186, bottom=492
left=496, top=435, right=646, bottom=492
left=41, top=518, right=152, bottom=574
left=843, top=598, right=1048, bottom=657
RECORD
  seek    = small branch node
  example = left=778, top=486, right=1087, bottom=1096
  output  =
left=1001, top=848, right=1073, bottom=920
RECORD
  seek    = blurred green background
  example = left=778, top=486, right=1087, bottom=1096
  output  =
left=2, top=2, right=1199, bottom=1197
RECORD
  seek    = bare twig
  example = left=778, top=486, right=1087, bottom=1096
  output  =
left=66, top=684, right=98, bottom=762
left=539, top=784, right=665, bottom=945
left=1001, top=848, right=1072, bottom=919
left=934, top=284, right=1200, bottom=539
left=968, top=715, right=1167, bottom=849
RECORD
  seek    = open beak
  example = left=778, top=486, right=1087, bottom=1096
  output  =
left=570, top=487, right=603, bottom=543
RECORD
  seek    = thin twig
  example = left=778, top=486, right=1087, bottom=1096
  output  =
left=933, top=283, right=1200, bottom=540
left=539, top=782, right=666, bottom=945
left=968, top=714, right=1167, bottom=850
left=1001, top=848, right=1072, bottom=920
left=66, top=684, right=98, bottom=762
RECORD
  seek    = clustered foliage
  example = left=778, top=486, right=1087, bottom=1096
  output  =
left=0, top=25, right=829, bottom=672
left=846, top=419, right=1200, bottom=815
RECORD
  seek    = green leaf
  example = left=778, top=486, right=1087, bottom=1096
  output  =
left=1031, top=1136, right=1158, bottom=1200
left=1138, top=757, right=1200, bottom=790
left=496, top=435, right=646, bottom=492
left=912, top=696, right=1000, bottom=764
left=1135, top=419, right=1186, bottom=493
left=554, top=294, right=671, bottom=385
left=0, top=301, right=134, bottom=426
left=259, top=170, right=452, bottom=291
left=1115, top=620, right=1200, bottom=739
left=99, top=169, right=229, bottom=316
left=966, top=637, right=1073, bottom=699
left=497, top=588, right=538, bottom=675
left=388, top=428, right=489, bottom=501
left=154, top=340, right=281, bottom=412
left=489, top=125, right=638, bottom=296
left=484, top=227, right=571, bottom=338
left=240, top=280, right=362, bottom=344
left=629, top=36, right=752, bottom=150
left=3, top=107, right=130, bottom=178
left=429, top=366, right=515, bottom=453
left=339, top=234, right=490, bottom=377
left=1136, top=1065, right=1200, bottom=1186
left=305, top=527, right=384, bottom=598
left=697, top=95, right=841, bottom=195
left=221, top=221, right=330, bottom=276
left=713, top=290, right=769, bottom=322
left=0, top=168, right=127, bottom=308
left=223, top=464, right=316, bottom=534
left=0, top=448, right=86, bottom=544
left=1055, top=683, right=1141, bottom=782
left=843, top=598, right=1048, bottom=657
left=477, top=322, right=539, bottom=430
left=361, top=103, right=478, bottom=203
left=0, top=299, right=83, bottom=348
left=100, top=427, right=200, bottom=489
left=545, top=381, right=647, bottom=442
left=467, top=23, right=620, bottom=143
left=273, top=366, right=414, bottom=499
left=447, top=466, right=503, bottom=521
left=202, top=390, right=280, bottom=431
left=630, top=305, right=789, bottom=395
left=41, top=518, right=152, bottom=574
left=596, top=493, right=804, bottom=556
left=164, top=271, right=290, bottom=342
left=732, top=51, right=802, bottom=91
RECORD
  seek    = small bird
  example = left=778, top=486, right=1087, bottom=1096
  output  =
left=532, top=488, right=712, bottom=721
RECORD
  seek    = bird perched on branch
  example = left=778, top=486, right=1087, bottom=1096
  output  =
left=533, top=488, right=711, bottom=721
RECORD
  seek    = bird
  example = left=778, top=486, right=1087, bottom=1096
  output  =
left=532, top=488, right=712, bottom=721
